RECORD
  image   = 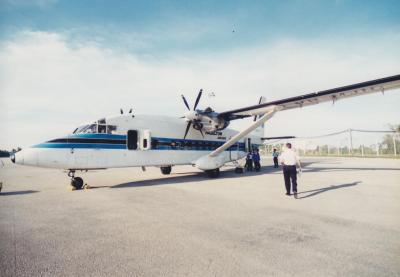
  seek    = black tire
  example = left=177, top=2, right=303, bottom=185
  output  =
left=235, top=167, right=244, bottom=174
left=160, top=166, right=172, bottom=175
left=206, top=168, right=220, bottom=178
left=71, top=177, right=84, bottom=190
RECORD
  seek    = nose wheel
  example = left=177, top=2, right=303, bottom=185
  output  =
left=68, top=170, right=84, bottom=190
left=71, top=177, right=84, bottom=190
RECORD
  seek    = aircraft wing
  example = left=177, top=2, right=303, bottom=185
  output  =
left=218, top=74, right=400, bottom=121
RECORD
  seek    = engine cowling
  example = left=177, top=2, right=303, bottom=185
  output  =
left=199, top=115, right=229, bottom=132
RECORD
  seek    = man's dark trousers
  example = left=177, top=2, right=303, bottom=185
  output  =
left=283, top=165, right=297, bottom=193
left=273, top=157, right=278, bottom=168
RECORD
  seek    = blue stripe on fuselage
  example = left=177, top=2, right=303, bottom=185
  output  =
left=67, top=134, right=126, bottom=140
left=33, top=143, right=126, bottom=149
left=33, top=135, right=259, bottom=151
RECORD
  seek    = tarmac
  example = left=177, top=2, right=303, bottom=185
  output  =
left=0, top=156, right=399, bottom=277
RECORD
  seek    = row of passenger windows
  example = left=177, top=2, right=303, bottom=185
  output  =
left=151, top=139, right=245, bottom=151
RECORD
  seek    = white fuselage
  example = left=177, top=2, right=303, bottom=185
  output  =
left=13, top=114, right=263, bottom=170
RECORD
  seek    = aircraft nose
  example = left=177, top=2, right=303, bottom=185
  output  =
left=10, top=150, right=26, bottom=165
left=10, top=153, right=16, bottom=163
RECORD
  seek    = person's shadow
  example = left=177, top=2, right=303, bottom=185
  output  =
left=0, top=190, right=39, bottom=196
left=296, top=181, right=361, bottom=199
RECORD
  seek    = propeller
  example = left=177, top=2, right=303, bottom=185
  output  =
left=181, top=89, right=204, bottom=139
left=181, top=95, right=190, bottom=110
left=194, top=89, right=203, bottom=110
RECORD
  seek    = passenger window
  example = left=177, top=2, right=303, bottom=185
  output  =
left=143, top=139, right=148, bottom=149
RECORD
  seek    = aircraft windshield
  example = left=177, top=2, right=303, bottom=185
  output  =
left=72, top=123, right=117, bottom=134
left=73, top=124, right=97, bottom=134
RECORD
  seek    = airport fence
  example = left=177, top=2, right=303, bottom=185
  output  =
left=262, top=128, right=399, bottom=159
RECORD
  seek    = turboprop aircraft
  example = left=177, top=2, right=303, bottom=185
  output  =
left=10, top=74, right=400, bottom=189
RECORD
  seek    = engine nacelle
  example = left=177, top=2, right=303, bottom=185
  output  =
left=199, top=115, right=229, bottom=132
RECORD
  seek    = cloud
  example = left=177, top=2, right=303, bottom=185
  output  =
left=0, top=30, right=399, bottom=149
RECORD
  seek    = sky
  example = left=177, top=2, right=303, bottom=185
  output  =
left=0, top=0, right=400, bottom=149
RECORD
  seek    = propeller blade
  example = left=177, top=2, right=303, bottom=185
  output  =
left=199, top=128, right=204, bottom=138
left=254, top=96, right=263, bottom=121
left=181, top=95, right=190, bottom=110
left=193, top=89, right=203, bottom=110
left=184, top=122, right=192, bottom=139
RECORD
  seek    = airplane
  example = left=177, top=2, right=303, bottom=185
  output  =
left=10, top=74, right=400, bottom=190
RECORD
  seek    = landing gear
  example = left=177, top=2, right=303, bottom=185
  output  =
left=68, top=170, right=84, bottom=190
left=71, top=177, right=84, bottom=190
left=235, top=167, right=244, bottom=174
left=205, top=168, right=220, bottom=178
left=160, top=166, right=172, bottom=175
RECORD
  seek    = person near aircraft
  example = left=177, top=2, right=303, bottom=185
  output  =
left=280, top=143, right=301, bottom=198
left=272, top=148, right=279, bottom=168
left=245, top=152, right=253, bottom=171
left=252, top=149, right=261, bottom=171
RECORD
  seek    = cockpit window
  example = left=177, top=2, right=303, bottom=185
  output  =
left=107, top=125, right=117, bottom=134
left=74, top=125, right=89, bottom=134
left=98, top=124, right=107, bottom=133
left=72, top=123, right=117, bottom=134
left=73, top=124, right=97, bottom=134
left=83, top=124, right=97, bottom=133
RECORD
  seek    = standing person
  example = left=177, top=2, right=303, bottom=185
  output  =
left=245, top=152, right=253, bottom=171
left=280, top=143, right=301, bottom=198
left=252, top=149, right=261, bottom=172
left=272, top=148, right=279, bottom=168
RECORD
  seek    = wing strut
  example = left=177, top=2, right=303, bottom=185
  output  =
left=209, top=106, right=280, bottom=157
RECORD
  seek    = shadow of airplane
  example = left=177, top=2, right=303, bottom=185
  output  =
left=0, top=190, right=39, bottom=196
left=100, top=168, right=270, bottom=189
left=88, top=161, right=320, bottom=189
left=92, top=159, right=382, bottom=190
left=296, top=181, right=361, bottom=199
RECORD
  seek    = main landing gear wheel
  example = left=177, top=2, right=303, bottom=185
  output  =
left=71, top=177, right=84, bottom=190
left=160, top=166, right=172, bottom=175
left=205, top=168, right=220, bottom=178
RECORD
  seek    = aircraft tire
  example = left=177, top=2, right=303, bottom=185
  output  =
left=160, top=166, right=172, bottom=175
left=206, top=168, right=220, bottom=178
left=71, top=177, right=84, bottom=190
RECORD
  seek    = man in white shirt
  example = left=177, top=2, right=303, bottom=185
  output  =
left=280, top=143, right=301, bottom=197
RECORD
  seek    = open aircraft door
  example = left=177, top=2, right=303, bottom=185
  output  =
left=245, top=138, right=252, bottom=152
left=127, top=130, right=138, bottom=150
left=140, top=130, right=151, bottom=150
